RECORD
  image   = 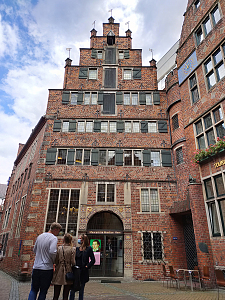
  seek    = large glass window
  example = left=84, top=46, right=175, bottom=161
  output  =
left=45, top=189, right=80, bottom=236
left=141, top=189, right=159, bottom=213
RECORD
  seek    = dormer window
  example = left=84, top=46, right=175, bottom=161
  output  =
left=107, top=30, right=115, bottom=45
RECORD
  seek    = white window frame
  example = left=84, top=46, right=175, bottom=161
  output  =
left=140, top=188, right=160, bottom=213
left=62, top=121, right=69, bottom=132
left=89, top=68, right=98, bottom=80
left=123, top=69, right=132, bottom=80
left=45, top=189, right=80, bottom=236
left=96, top=182, right=116, bottom=204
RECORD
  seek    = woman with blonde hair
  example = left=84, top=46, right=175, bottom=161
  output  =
left=69, top=234, right=95, bottom=300
left=52, top=233, right=75, bottom=300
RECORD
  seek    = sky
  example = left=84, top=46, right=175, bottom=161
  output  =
left=0, top=0, right=187, bottom=184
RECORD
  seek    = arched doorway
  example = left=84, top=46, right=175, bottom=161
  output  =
left=87, top=211, right=124, bottom=277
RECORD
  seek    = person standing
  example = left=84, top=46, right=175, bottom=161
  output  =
left=52, top=233, right=75, bottom=300
left=28, top=222, right=62, bottom=300
left=106, top=238, right=113, bottom=274
left=69, top=234, right=95, bottom=300
left=0, top=243, right=3, bottom=261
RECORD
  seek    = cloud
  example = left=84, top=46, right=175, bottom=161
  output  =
left=0, top=13, right=20, bottom=58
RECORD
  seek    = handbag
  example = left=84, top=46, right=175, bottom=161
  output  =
left=71, top=265, right=81, bottom=291
left=62, top=246, right=75, bottom=282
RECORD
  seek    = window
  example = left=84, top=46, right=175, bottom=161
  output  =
left=132, top=93, right=138, bottom=105
left=151, top=151, right=160, bottom=166
left=84, top=93, right=90, bottom=105
left=203, top=17, right=212, bottom=36
left=133, top=122, right=140, bottom=133
left=57, top=149, right=67, bottom=165
left=195, top=0, right=200, bottom=9
left=124, top=93, right=130, bottom=105
left=195, top=5, right=221, bottom=46
left=77, top=121, right=85, bottom=133
left=196, top=27, right=203, bottom=46
left=71, top=93, right=78, bottom=105
left=89, top=69, right=97, bottom=80
left=148, top=122, right=157, bottom=133
left=109, top=122, right=117, bottom=133
left=211, top=5, right=221, bottom=25
left=146, top=94, right=153, bottom=105
left=45, top=189, right=80, bottom=235
left=125, top=122, right=132, bottom=133
left=176, top=147, right=184, bottom=165
left=119, top=51, right=124, bottom=59
left=97, top=51, right=102, bottom=59
left=195, top=106, right=225, bottom=150
left=99, top=150, right=106, bottom=166
left=102, top=93, right=115, bottom=114
left=141, top=189, right=159, bottom=212
left=172, top=114, right=179, bottom=131
left=62, top=121, right=69, bottom=132
left=15, top=195, right=27, bottom=238
left=83, top=150, right=91, bottom=165
left=91, top=93, right=97, bottom=104
left=142, top=232, right=163, bottom=261
left=204, top=44, right=225, bottom=89
left=124, top=69, right=132, bottom=80
left=203, top=175, right=225, bottom=236
left=189, top=74, right=199, bottom=103
left=97, top=183, right=115, bottom=203
left=86, top=121, right=93, bottom=132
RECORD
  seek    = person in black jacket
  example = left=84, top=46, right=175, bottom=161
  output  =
left=69, top=234, right=95, bottom=300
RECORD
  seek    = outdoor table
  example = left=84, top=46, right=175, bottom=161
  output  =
left=176, top=269, right=202, bottom=291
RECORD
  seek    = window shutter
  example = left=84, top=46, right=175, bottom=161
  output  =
left=79, top=68, right=88, bottom=79
left=104, top=68, right=116, bottom=88
left=161, top=150, right=172, bottom=167
left=105, top=48, right=116, bottom=64
left=103, top=94, right=115, bottom=114
left=124, top=50, right=130, bottom=59
left=115, top=149, right=123, bottom=166
left=139, top=92, right=146, bottom=105
left=53, top=120, right=61, bottom=132
left=117, top=121, right=124, bottom=133
left=143, top=150, right=151, bottom=166
left=62, top=91, right=70, bottom=104
left=133, top=68, right=141, bottom=79
left=46, top=148, right=57, bottom=165
left=77, top=92, right=83, bottom=104
left=67, top=149, right=75, bottom=165
left=153, top=92, right=160, bottom=105
left=141, top=121, right=148, bottom=133
left=116, top=92, right=123, bottom=104
left=91, top=49, right=97, bottom=59
left=93, top=121, right=101, bottom=132
left=91, top=149, right=99, bottom=166
left=98, top=92, right=103, bottom=105
left=158, top=120, right=168, bottom=133
left=69, top=120, right=76, bottom=132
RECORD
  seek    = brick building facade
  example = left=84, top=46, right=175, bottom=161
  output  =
left=0, top=0, right=225, bottom=282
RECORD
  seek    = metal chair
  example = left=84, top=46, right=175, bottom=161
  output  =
left=191, top=266, right=202, bottom=289
left=162, top=264, right=170, bottom=288
left=201, top=266, right=211, bottom=289
left=169, top=266, right=184, bottom=289
left=215, top=269, right=225, bottom=299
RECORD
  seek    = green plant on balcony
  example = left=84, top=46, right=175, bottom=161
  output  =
left=194, top=137, right=225, bottom=164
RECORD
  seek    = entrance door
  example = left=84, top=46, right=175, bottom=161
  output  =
left=89, top=234, right=123, bottom=277
left=87, top=211, right=124, bottom=277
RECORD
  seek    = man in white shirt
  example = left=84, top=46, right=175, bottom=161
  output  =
left=28, top=222, right=62, bottom=300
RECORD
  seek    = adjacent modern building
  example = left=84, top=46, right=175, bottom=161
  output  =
left=0, top=0, right=224, bottom=282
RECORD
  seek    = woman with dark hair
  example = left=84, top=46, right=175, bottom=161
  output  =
left=52, top=233, right=75, bottom=300
left=69, top=234, right=95, bottom=300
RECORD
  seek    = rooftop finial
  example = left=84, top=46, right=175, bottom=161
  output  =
left=66, top=48, right=72, bottom=59
left=125, top=21, right=130, bottom=30
left=108, top=8, right=113, bottom=17
left=149, top=48, right=153, bottom=60
left=92, top=20, right=96, bottom=29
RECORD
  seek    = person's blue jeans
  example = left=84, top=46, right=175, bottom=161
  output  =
left=69, top=282, right=85, bottom=300
left=28, top=269, right=53, bottom=300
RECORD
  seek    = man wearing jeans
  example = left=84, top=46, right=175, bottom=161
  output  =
left=28, top=222, right=62, bottom=300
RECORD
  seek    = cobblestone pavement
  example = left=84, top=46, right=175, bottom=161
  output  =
left=0, top=270, right=225, bottom=300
